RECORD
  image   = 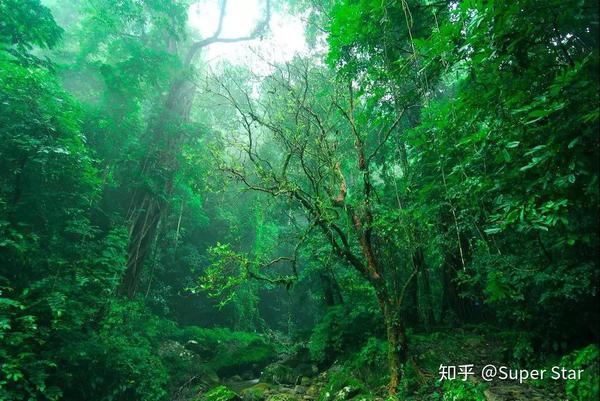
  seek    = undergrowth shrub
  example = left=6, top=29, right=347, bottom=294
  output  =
left=347, top=337, right=389, bottom=388
left=53, top=300, right=170, bottom=401
left=439, top=380, right=486, bottom=401
left=318, top=368, right=372, bottom=401
left=560, top=344, right=599, bottom=401
left=309, top=304, right=383, bottom=365
left=171, top=326, right=277, bottom=376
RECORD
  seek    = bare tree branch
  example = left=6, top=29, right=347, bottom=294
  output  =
left=185, top=0, right=272, bottom=66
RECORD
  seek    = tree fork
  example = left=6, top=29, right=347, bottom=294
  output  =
left=118, top=0, right=271, bottom=298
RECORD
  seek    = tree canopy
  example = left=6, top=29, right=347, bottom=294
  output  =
left=0, top=1, right=598, bottom=401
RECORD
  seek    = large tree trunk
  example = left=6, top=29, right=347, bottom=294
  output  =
left=118, top=77, right=195, bottom=298
left=119, top=193, right=163, bottom=297
left=381, top=299, right=408, bottom=394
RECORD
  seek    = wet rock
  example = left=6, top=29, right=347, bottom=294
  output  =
left=277, top=385, right=295, bottom=394
left=306, top=385, right=320, bottom=397
left=240, top=383, right=271, bottom=401
left=159, top=340, right=196, bottom=360
left=293, top=385, right=307, bottom=395
left=281, top=346, right=311, bottom=367
left=203, top=368, right=221, bottom=386
left=198, top=385, right=242, bottom=401
left=265, top=394, right=301, bottom=401
left=294, top=363, right=319, bottom=378
left=483, top=384, right=548, bottom=401
left=186, top=340, right=218, bottom=359
left=158, top=339, right=220, bottom=394
left=261, top=363, right=297, bottom=385
left=241, top=371, right=255, bottom=380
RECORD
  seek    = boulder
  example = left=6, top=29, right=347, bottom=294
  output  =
left=186, top=339, right=218, bottom=360
left=241, top=370, right=256, bottom=380
left=240, top=383, right=271, bottom=401
left=293, top=385, right=307, bottom=395
left=158, top=340, right=220, bottom=394
left=306, top=385, right=320, bottom=397
left=294, top=363, right=319, bottom=378
left=260, top=363, right=297, bottom=385
left=265, top=394, right=300, bottom=401
left=158, top=340, right=196, bottom=361
left=198, top=386, right=242, bottom=401
left=201, top=367, right=221, bottom=386
left=213, top=336, right=277, bottom=377
left=280, top=346, right=311, bottom=367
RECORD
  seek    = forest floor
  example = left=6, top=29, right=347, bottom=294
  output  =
left=210, top=327, right=572, bottom=401
left=409, top=327, right=563, bottom=400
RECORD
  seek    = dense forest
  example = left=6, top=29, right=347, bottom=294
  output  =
left=0, top=0, right=598, bottom=400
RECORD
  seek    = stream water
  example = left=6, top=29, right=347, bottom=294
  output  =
left=225, top=378, right=260, bottom=393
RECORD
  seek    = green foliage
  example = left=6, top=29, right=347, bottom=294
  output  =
left=0, top=296, right=62, bottom=400
left=0, top=0, right=598, bottom=400
left=261, top=363, right=296, bottom=385
left=199, top=386, right=241, bottom=401
left=346, top=338, right=389, bottom=388
left=1, top=24, right=106, bottom=398
left=199, top=243, right=252, bottom=306
left=318, top=369, right=371, bottom=401
left=560, top=345, right=599, bottom=401
left=440, top=380, right=486, bottom=401
left=55, top=300, right=169, bottom=401
left=265, top=394, right=300, bottom=401
left=406, top=0, right=599, bottom=342
left=172, top=326, right=277, bottom=376
left=0, top=0, right=63, bottom=63
left=240, top=383, right=272, bottom=401
left=308, top=305, right=383, bottom=364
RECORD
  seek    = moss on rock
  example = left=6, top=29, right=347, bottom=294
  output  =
left=199, top=385, right=242, bottom=401
left=265, top=393, right=300, bottom=401
left=240, top=383, right=272, bottom=401
left=261, top=363, right=297, bottom=385
left=176, top=327, right=277, bottom=377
